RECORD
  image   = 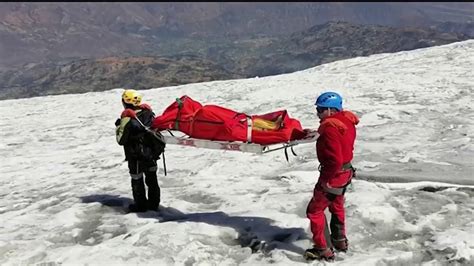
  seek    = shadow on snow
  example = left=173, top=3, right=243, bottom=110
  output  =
left=80, top=194, right=308, bottom=255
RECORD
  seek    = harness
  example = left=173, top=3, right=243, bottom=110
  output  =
left=318, top=162, right=353, bottom=172
left=318, top=162, right=356, bottom=196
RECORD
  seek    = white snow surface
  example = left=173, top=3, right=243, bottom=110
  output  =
left=1, top=40, right=473, bottom=265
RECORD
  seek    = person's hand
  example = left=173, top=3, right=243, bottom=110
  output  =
left=121, top=109, right=136, bottom=118
left=115, top=118, right=121, bottom=126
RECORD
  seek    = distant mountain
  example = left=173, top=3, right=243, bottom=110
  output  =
left=232, top=21, right=470, bottom=77
left=1, top=2, right=473, bottom=70
left=1, top=21, right=469, bottom=100
left=431, top=21, right=474, bottom=37
left=0, top=56, right=238, bottom=99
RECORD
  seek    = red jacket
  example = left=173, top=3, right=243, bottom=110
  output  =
left=316, top=110, right=359, bottom=188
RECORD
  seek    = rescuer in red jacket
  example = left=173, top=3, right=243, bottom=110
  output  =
left=304, top=91, right=359, bottom=261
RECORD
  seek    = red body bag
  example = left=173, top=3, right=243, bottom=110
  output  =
left=151, top=95, right=306, bottom=145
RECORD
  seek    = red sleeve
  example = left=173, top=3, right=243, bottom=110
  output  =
left=140, top=103, right=152, bottom=111
left=121, top=109, right=136, bottom=118
left=319, top=126, right=343, bottom=180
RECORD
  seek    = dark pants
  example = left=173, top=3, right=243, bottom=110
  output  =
left=128, top=159, right=161, bottom=210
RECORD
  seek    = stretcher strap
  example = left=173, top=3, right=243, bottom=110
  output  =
left=247, top=117, right=253, bottom=143
left=174, top=97, right=183, bottom=130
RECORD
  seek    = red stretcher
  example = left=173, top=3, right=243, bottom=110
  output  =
left=151, top=95, right=319, bottom=157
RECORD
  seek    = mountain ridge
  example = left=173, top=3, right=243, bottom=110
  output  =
left=0, top=21, right=469, bottom=100
left=1, top=2, right=473, bottom=69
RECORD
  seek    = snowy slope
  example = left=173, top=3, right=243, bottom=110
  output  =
left=0, top=40, right=473, bottom=265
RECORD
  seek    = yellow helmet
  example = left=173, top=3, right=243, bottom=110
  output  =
left=121, top=89, right=142, bottom=106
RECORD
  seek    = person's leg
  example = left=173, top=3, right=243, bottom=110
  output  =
left=306, top=189, right=331, bottom=248
left=304, top=188, right=335, bottom=261
left=128, top=159, right=147, bottom=212
left=144, top=160, right=160, bottom=211
left=329, top=194, right=348, bottom=251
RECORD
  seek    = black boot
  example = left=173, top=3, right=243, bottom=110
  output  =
left=128, top=203, right=148, bottom=213
left=129, top=178, right=148, bottom=212
left=145, top=171, right=160, bottom=211
left=304, top=247, right=335, bottom=261
left=330, top=214, right=348, bottom=251
left=331, top=237, right=348, bottom=252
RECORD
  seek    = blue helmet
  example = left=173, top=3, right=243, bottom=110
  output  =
left=315, top=91, right=343, bottom=111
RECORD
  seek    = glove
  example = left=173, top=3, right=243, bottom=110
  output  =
left=121, top=109, right=136, bottom=118
left=115, top=118, right=121, bottom=126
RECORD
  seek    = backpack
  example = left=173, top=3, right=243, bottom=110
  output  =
left=143, top=129, right=166, bottom=160
left=134, top=109, right=166, bottom=161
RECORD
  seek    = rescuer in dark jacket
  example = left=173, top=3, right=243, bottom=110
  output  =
left=115, top=89, right=163, bottom=212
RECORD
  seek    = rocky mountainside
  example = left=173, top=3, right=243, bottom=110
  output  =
left=0, top=56, right=238, bottom=99
left=0, top=21, right=469, bottom=100
left=232, top=21, right=470, bottom=76
left=431, top=21, right=474, bottom=37
left=1, top=2, right=473, bottom=70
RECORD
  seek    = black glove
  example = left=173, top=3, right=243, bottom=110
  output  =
left=115, top=118, right=121, bottom=126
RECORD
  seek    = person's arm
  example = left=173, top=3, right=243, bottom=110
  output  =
left=319, top=126, right=343, bottom=181
left=116, top=109, right=138, bottom=145
left=116, top=117, right=132, bottom=145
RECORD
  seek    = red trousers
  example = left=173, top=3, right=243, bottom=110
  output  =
left=306, top=186, right=346, bottom=249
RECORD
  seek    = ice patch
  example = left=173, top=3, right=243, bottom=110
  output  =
left=429, top=224, right=474, bottom=262
left=357, top=160, right=381, bottom=171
